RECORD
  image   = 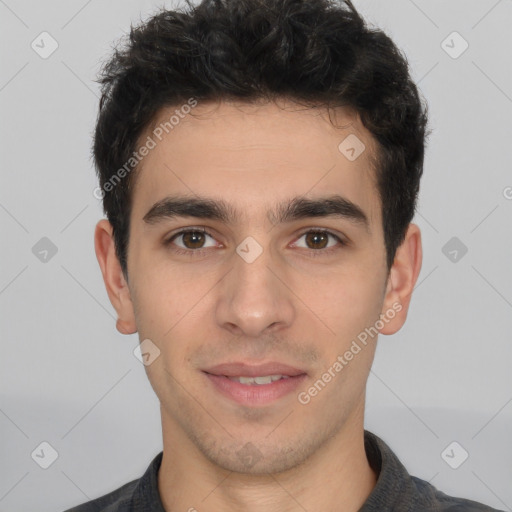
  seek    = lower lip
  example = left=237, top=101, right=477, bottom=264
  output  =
left=203, top=372, right=307, bottom=406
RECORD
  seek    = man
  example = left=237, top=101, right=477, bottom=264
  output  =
left=66, top=0, right=502, bottom=510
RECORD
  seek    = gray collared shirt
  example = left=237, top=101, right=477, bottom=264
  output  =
left=63, top=430, right=503, bottom=511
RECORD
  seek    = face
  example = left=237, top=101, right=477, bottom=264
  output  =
left=96, top=99, right=420, bottom=475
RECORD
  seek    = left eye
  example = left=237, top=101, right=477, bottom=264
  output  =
left=293, top=230, right=343, bottom=250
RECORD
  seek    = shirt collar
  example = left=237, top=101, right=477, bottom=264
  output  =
left=359, top=430, right=419, bottom=511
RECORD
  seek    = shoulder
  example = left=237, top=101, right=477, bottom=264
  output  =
left=362, top=430, right=504, bottom=512
left=62, top=451, right=164, bottom=512
left=411, top=475, right=505, bottom=511
left=62, top=478, right=138, bottom=512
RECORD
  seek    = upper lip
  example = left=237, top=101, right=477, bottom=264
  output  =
left=203, top=362, right=307, bottom=378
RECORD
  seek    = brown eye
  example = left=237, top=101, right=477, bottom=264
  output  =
left=291, top=229, right=347, bottom=257
left=294, top=230, right=344, bottom=251
left=304, top=231, right=329, bottom=249
left=181, top=231, right=207, bottom=249
left=166, top=229, right=217, bottom=252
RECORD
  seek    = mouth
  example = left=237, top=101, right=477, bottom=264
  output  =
left=202, top=361, right=307, bottom=406
left=222, top=374, right=293, bottom=385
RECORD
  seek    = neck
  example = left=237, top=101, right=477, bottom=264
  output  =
left=157, top=403, right=377, bottom=512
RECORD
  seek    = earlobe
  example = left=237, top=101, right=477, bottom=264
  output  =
left=94, top=219, right=138, bottom=335
left=379, top=223, right=423, bottom=335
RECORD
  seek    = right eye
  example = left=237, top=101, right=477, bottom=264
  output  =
left=164, top=227, right=219, bottom=256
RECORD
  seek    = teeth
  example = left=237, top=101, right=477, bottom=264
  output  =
left=227, top=374, right=290, bottom=385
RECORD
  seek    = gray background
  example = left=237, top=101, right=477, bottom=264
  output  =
left=1, top=0, right=511, bottom=511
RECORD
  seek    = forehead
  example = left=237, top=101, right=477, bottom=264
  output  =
left=131, top=99, right=381, bottom=228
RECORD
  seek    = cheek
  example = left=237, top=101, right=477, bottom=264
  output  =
left=313, top=263, right=384, bottom=327
left=129, top=268, right=182, bottom=342
left=130, top=261, right=217, bottom=362
left=305, top=271, right=382, bottom=399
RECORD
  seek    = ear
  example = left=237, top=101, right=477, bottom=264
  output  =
left=379, top=223, right=422, bottom=335
left=94, top=219, right=137, bottom=335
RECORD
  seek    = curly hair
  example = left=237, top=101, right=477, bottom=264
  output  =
left=93, top=0, right=429, bottom=277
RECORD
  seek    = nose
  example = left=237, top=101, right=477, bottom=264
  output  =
left=214, top=243, right=295, bottom=339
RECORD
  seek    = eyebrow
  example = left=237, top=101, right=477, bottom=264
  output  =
left=143, top=194, right=370, bottom=231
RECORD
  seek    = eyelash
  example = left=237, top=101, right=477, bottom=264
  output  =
left=164, top=227, right=347, bottom=258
